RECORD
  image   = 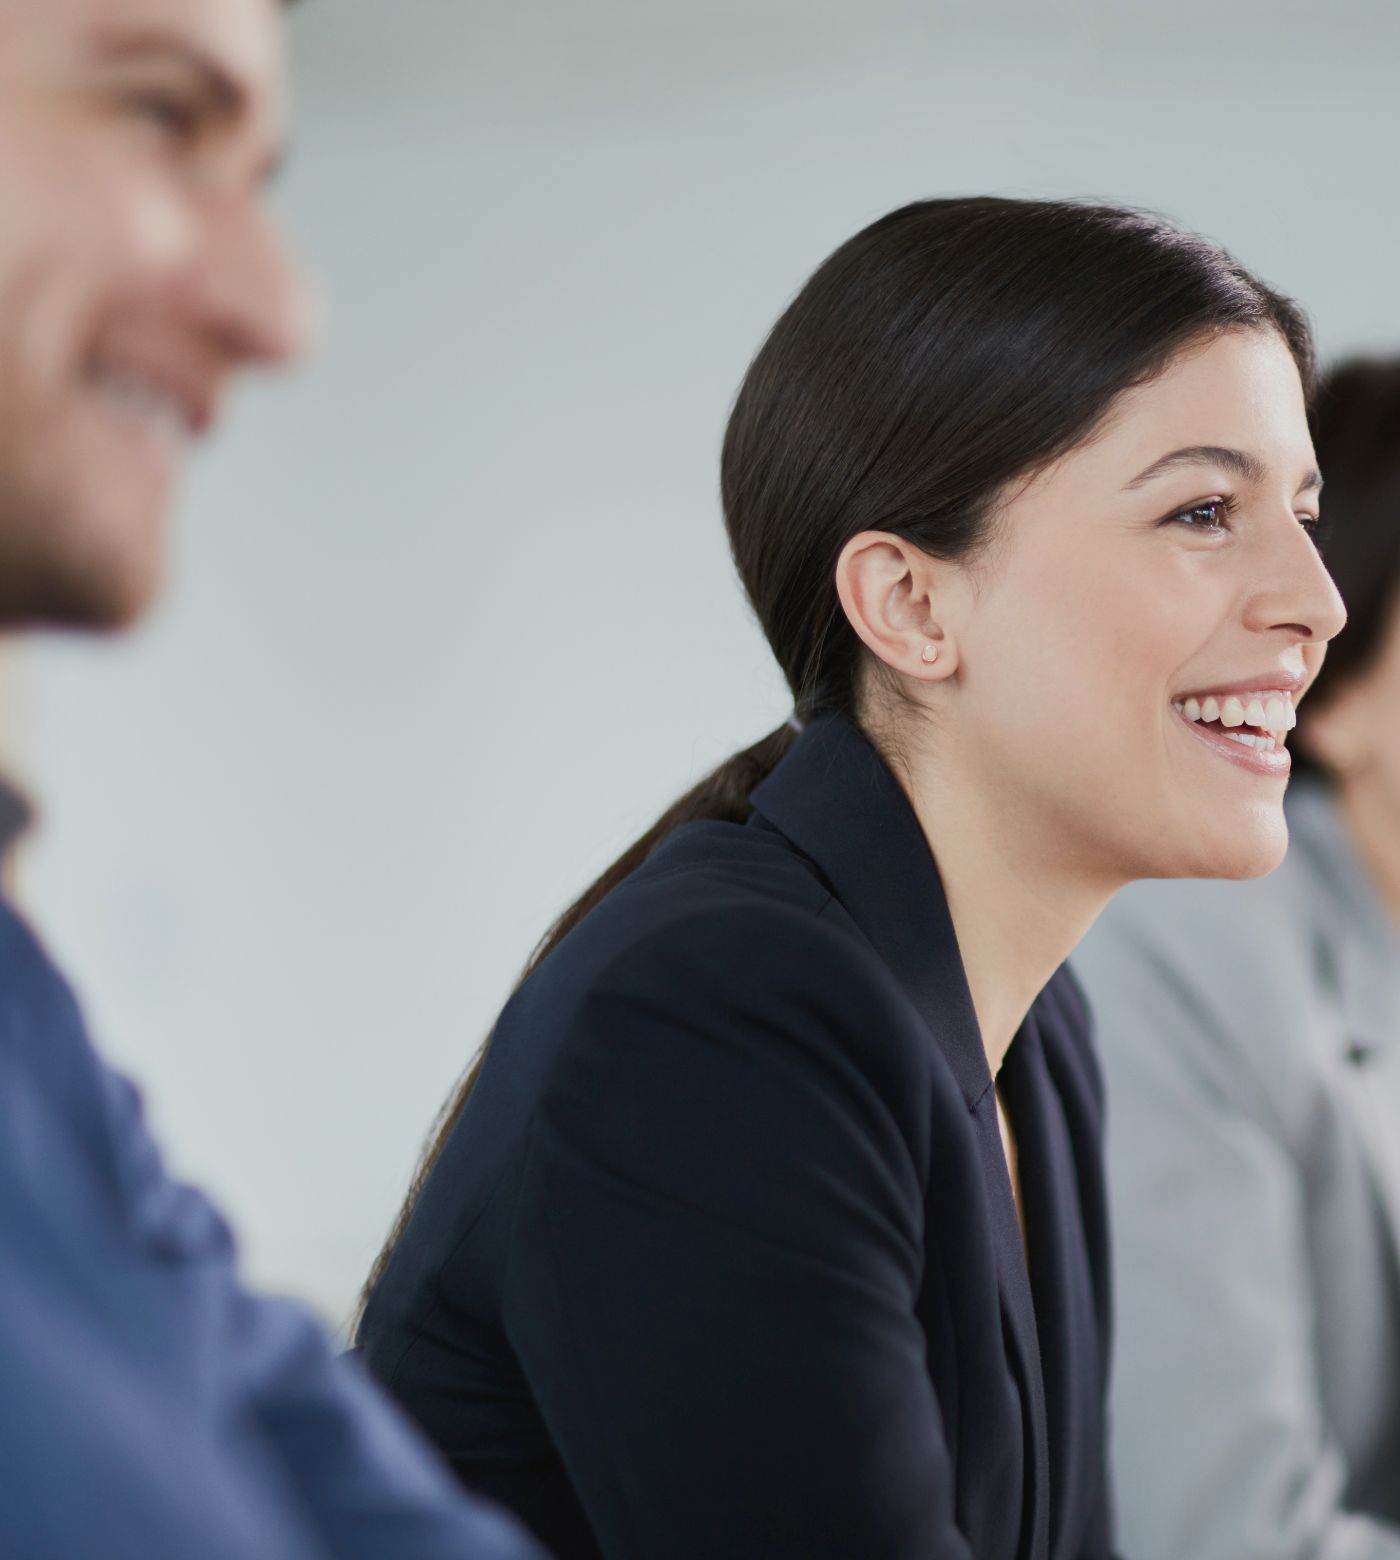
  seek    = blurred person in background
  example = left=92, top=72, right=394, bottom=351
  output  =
left=356, top=195, right=1343, bottom=1560
left=0, top=0, right=544, bottom=1555
left=1073, top=357, right=1400, bottom=1558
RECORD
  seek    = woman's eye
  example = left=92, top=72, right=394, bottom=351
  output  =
left=1300, top=513, right=1334, bottom=549
left=1170, top=498, right=1235, bottom=532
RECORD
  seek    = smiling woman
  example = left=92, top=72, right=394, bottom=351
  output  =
left=950, top=323, right=1342, bottom=893
left=356, top=197, right=1345, bottom=1560
left=1070, top=354, right=1400, bottom=1560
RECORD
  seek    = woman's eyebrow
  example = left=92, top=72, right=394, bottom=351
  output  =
left=1123, top=443, right=1323, bottom=497
left=1123, top=444, right=1268, bottom=490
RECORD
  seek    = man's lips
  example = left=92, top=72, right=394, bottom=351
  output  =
left=87, top=355, right=219, bottom=439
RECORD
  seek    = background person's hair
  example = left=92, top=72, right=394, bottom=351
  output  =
left=1291, top=357, right=1400, bottom=781
left=356, top=195, right=1313, bottom=1325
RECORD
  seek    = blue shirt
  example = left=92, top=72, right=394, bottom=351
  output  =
left=0, top=897, right=545, bottom=1560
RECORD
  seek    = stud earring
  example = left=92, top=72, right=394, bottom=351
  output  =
left=920, top=643, right=939, bottom=664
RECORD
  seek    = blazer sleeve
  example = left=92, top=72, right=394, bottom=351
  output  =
left=0, top=903, right=544, bottom=1560
left=1073, top=914, right=1400, bottom=1560
left=504, top=899, right=977, bottom=1560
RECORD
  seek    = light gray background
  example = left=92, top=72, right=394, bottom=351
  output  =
left=9, top=0, right=1399, bottom=1327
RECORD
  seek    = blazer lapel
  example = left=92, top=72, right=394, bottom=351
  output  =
left=1323, top=936, right=1400, bottom=1281
left=749, top=713, right=990, bottom=1108
left=749, top=712, right=1051, bottom=1551
left=972, top=1075, right=1052, bottom=1557
left=1000, top=1008, right=1089, bottom=1559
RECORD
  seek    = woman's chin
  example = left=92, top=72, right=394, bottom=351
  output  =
left=1164, top=814, right=1290, bottom=883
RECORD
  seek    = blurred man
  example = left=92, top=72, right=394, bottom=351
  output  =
left=0, top=2, right=543, bottom=1555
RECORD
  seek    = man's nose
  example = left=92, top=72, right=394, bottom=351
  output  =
left=184, top=193, right=321, bottom=369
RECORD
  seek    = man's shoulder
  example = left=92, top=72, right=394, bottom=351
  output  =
left=0, top=891, right=63, bottom=977
left=0, top=895, right=90, bottom=1080
left=0, top=895, right=121, bottom=1198
left=0, top=897, right=107, bottom=1131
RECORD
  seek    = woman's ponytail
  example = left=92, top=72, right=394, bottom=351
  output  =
left=355, top=719, right=801, bottom=1325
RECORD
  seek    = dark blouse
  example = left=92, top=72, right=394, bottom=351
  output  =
left=358, top=712, right=1116, bottom=1559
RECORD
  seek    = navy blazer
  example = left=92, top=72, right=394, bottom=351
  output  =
left=359, top=712, right=1116, bottom=1559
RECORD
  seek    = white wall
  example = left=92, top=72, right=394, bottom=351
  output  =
left=12, top=0, right=1400, bottom=1327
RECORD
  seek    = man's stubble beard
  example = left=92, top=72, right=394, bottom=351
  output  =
left=0, top=416, right=166, bottom=633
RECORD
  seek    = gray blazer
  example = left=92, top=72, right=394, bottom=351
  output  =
left=1073, top=779, right=1400, bottom=1560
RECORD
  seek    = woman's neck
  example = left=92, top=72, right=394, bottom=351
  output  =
left=903, top=766, right=1114, bottom=1077
left=1336, top=768, right=1400, bottom=931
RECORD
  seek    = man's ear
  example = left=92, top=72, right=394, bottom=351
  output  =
left=834, top=529, right=966, bottom=684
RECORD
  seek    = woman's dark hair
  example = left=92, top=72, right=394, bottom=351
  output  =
left=1291, top=357, right=1400, bottom=780
left=356, top=195, right=1313, bottom=1322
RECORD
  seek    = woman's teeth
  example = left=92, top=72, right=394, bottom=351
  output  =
left=1171, top=691, right=1295, bottom=754
left=1217, top=730, right=1280, bottom=751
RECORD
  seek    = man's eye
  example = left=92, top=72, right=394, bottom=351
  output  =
left=1170, top=497, right=1236, bottom=531
left=128, top=90, right=200, bottom=142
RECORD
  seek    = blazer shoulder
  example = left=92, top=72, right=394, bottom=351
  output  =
left=576, top=872, right=918, bottom=1058
left=627, top=814, right=835, bottom=916
left=534, top=814, right=859, bottom=1012
left=1072, top=871, right=1326, bottom=1145
left=527, top=839, right=942, bottom=1155
left=1084, top=869, right=1305, bottom=985
left=593, top=888, right=884, bottom=1005
left=1075, top=872, right=1312, bottom=1064
left=522, top=887, right=940, bottom=1259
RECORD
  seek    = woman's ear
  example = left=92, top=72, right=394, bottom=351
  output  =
left=834, top=530, right=964, bottom=684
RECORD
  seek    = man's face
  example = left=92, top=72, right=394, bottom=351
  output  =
left=0, top=0, right=310, bottom=629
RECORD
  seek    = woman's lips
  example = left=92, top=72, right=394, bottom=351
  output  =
left=1173, top=704, right=1291, bottom=776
